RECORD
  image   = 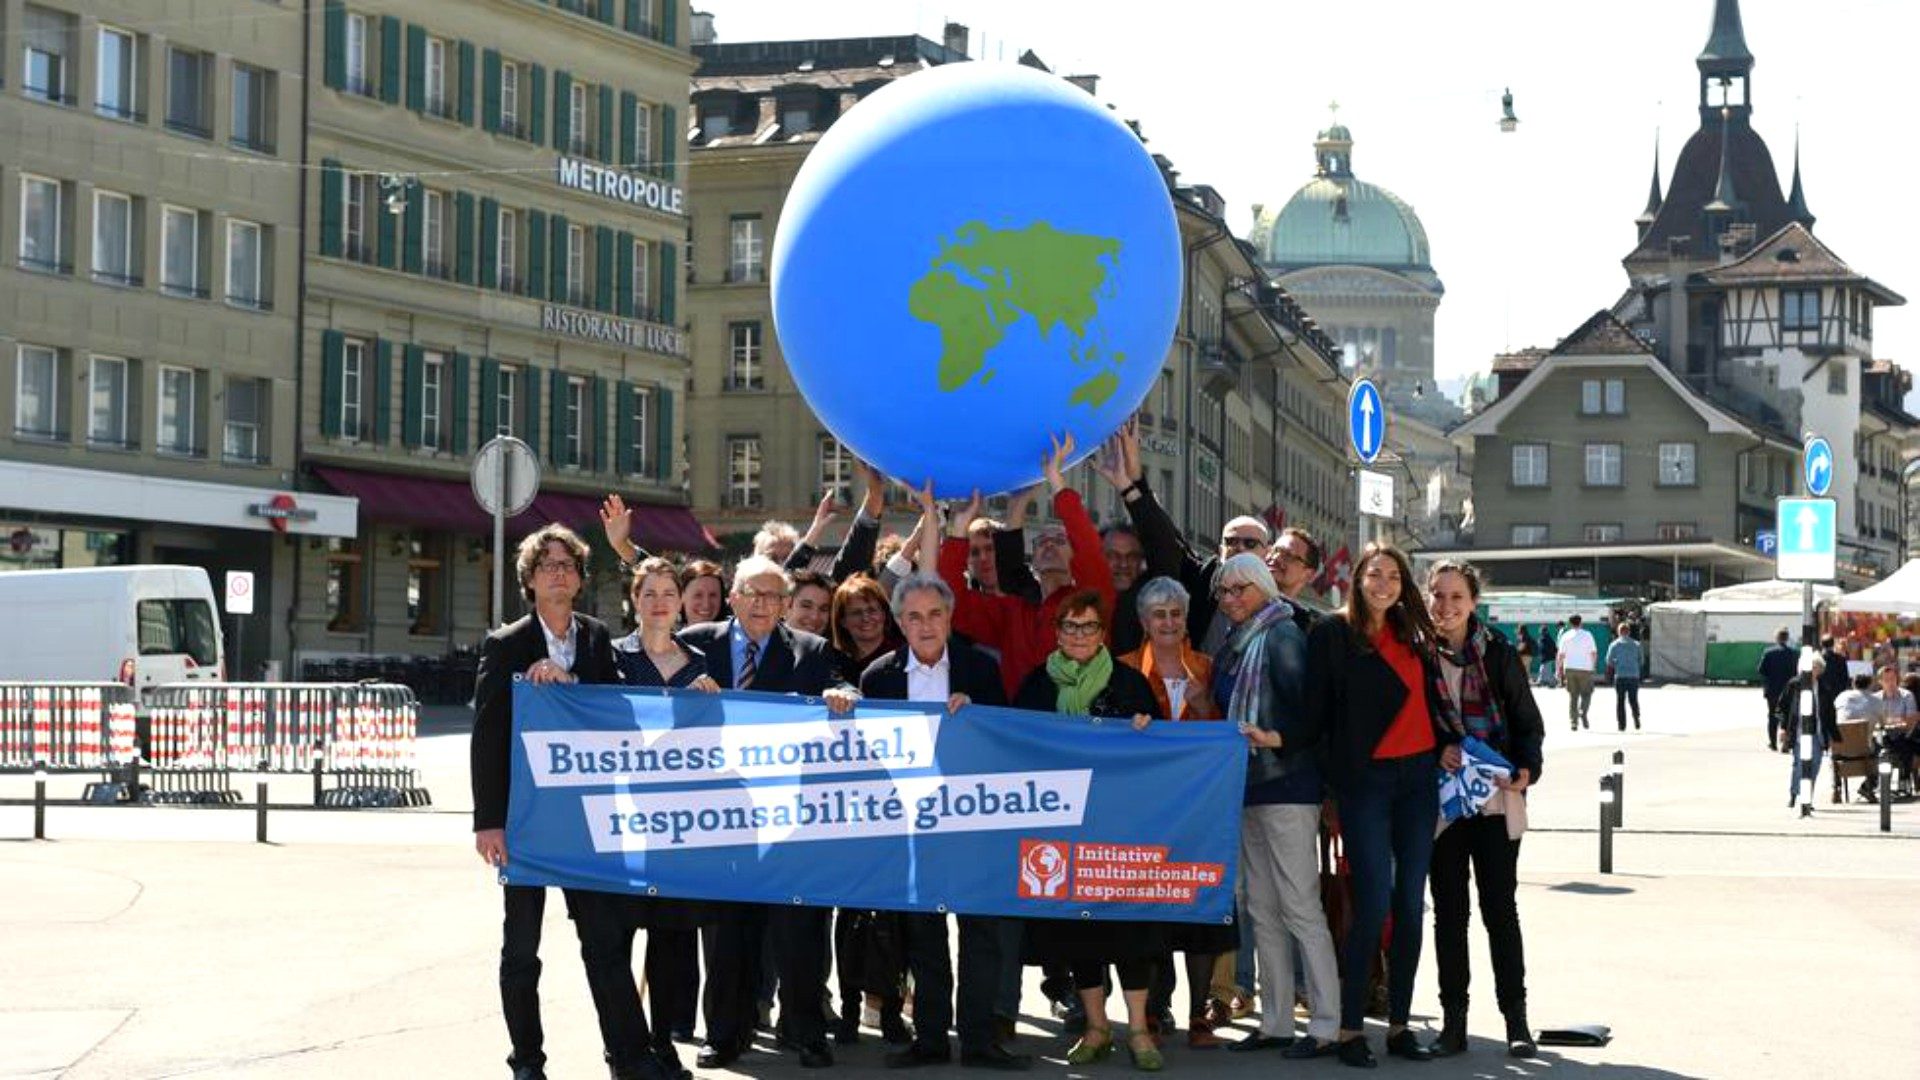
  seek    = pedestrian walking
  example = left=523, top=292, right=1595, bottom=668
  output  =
left=1535, top=624, right=1559, bottom=688
left=1784, top=659, right=1836, bottom=817
left=1605, top=623, right=1644, bottom=731
left=1556, top=616, right=1598, bottom=729
left=1757, top=628, right=1798, bottom=751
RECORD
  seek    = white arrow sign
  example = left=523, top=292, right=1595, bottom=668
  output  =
left=1358, top=394, right=1375, bottom=456
left=1795, top=505, right=1819, bottom=551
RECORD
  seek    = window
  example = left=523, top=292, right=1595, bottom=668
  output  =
left=343, top=172, right=375, bottom=262
left=569, top=81, right=590, bottom=155
left=231, top=64, right=274, bottom=152
left=223, top=376, right=265, bottom=462
left=161, top=206, right=204, bottom=297
left=563, top=377, right=585, bottom=467
left=566, top=224, right=587, bottom=305
left=1782, top=289, right=1821, bottom=332
left=630, top=100, right=653, bottom=170
left=225, top=220, right=265, bottom=308
left=422, top=189, right=446, bottom=277
left=344, top=12, right=372, bottom=95
left=729, top=215, right=764, bottom=282
left=20, top=174, right=65, bottom=272
left=630, top=238, right=651, bottom=317
left=1828, top=361, right=1848, bottom=394
left=1579, top=378, right=1625, bottom=415
left=728, top=322, right=763, bottom=389
left=325, top=537, right=364, bottom=632
left=420, top=352, right=444, bottom=450
left=494, top=363, right=516, bottom=437
left=728, top=436, right=763, bottom=508
left=497, top=207, right=519, bottom=291
left=1510, top=443, right=1547, bottom=487
left=1583, top=523, right=1623, bottom=543
left=703, top=106, right=733, bottom=138
left=1510, top=524, right=1548, bottom=547
left=1658, top=442, right=1697, bottom=486
left=1159, top=370, right=1174, bottom=423
left=136, top=599, right=219, bottom=666
left=782, top=103, right=811, bottom=134
left=23, top=5, right=74, bottom=104
left=89, top=356, right=131, bottom=448
left=165, top=47, right=211, bottom=136
left=499, top=60, right=522, bottom=137
left=92, top=190, right=138, bottom=286
left=1656, top=522, right=1698, bottom=541
left=16, top=345, right=62, bottom=437
left=158, top=366, right=198, bottom=455
left=1584, top=443, right=1622, bottom=486
left=819, top=435, right=854, bottom=504
left=626, top=386, right=650, bottom=474
left=96, top=26, right=138, bottom=120
left=406, top=534, right=445, bottom=634
left=340, top=338, right=366, bottom=439
left=425, top=36, right=448, bottom=117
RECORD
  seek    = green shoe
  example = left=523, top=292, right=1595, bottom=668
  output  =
left=1128, top=1038, right=1164, bottom=1072
left=1068, top=1032, right=1115, bottom=1065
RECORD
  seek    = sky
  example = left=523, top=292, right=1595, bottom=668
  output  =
left=703, top=0, right=1920, bottom=390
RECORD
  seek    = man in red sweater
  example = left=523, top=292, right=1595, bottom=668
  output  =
left=938, top=434, right=1116, bottom=698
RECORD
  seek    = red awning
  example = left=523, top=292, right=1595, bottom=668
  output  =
left=311, top=466, right=713, bottom=553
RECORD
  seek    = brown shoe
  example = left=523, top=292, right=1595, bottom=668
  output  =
left=1187, top=1020, right=1223, bottom=1050
left=1203, top=998, right=1232, bottom=1029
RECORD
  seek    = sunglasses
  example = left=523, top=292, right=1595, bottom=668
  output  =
left=1221, top=536, right=1265, bottom=552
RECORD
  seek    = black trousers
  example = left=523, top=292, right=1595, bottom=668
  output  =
left=772, top=905, right=834, bottom=1048
left=955, top=915, right=1011, bottom=1052
left=1429, top=815, right=1528, bottom=1019
left=834, top=909, right=905, bottom=1019
left=1767, top=689, right=1785, bottom=747
left=1071, top=959, right=1154, bottom=993
left=702, top=902, right=770, bottom=1052
left=900, top=913, right=955, bottom=1052
left=645, top=929, right=699, bottom=1065
left=565, top=890, right=662, bottom=1071
left=500, top=885, right=547, bottom=1070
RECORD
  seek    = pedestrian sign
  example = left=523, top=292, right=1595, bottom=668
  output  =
left=1347, top=378, right=1384, bottom=465
left=1775, top=498, right=1835, bottom=581
left=1802, top=436, right=1834, bottom=497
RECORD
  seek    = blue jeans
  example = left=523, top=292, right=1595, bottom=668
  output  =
left=1614, top=677, right=1641, bottom=729
left=1789, top=734, right=1825, bottom=803
left=1335, top=751, right=1440, bottom=1030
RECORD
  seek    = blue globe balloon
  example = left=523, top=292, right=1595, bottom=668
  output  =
left=772, top=62, right=1182, bottom=497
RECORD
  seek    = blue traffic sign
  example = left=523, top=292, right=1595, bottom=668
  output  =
left=1347, top=378, right=1384, bottom=464
left=1802, top=436, right=1834, bottom=497
left=1776, top=497, right=1836, bottom=581
left=1755, top=529, right=1777, bottom=556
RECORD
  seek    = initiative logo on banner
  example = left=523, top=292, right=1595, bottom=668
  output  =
left=1018, top=840, right=1071, bottom=898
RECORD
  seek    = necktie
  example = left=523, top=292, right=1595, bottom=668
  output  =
left=739, top=639, right=759, bottom=689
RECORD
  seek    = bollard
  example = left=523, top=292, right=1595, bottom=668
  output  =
left=256, top=781, right=269, bottom=844
left=1611, top=749, right=1626, bottom=829
left=1598, top=774, right=1616, bottom=874
left=312, top=743, right=325, bottom=808
left=1880, top=754, right=1894, bottom=834
left=33, top=761, right=48, bottom=841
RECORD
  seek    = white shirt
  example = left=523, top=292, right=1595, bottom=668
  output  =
left=540, top=614, right=578, bottom=673
left=906, top=647, right=952, bottom=703
left=1557, top=628, right=1598, bottom=671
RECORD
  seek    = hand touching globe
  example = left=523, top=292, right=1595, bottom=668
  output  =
left=771, top=62, right=1183, bottom=496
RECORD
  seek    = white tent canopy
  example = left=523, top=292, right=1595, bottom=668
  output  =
left=1702, top=579, right=1842, bottom=604
left=1833, top=560, right=1920, bottom=615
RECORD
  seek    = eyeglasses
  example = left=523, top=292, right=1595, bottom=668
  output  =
left=843, top=605, right=885, bottom=622
left=1220, top=536, right=1265, bottom=552
left=534, top=558, right=579, bottom=575
left=736, top=586, right=788, bottom=606
left=1269, top=550, right=1304, bottom=566
left=1215, top=581, right=1257, bottom=601
left=1057, top=618, right=1104, bottom=638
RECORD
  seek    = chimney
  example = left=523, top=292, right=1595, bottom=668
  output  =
left=1065, top=74, right=1099, bottom=96
left=1666, top=236, right=1692, bottom=375
left=757, top=94, right=778, bottom=133
left=943, top=22, right=969, bottom=58
left=690, top=10, right=715, bottom=46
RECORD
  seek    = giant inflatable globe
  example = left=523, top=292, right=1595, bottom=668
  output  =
left=771, top=62, right=1182, bottom=497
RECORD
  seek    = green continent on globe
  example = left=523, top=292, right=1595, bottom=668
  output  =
left=908, top=221, right=1124, bottom=406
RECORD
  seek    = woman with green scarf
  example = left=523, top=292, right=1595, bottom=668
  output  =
left=1013, top=590, right=1167, bottom=1071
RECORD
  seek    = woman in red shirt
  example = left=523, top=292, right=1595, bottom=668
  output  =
left=1304, top=543, right=1461, bottom=1068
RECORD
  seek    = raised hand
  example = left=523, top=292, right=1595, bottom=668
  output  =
left=1043, top=431, right=1077, bottom=494
left=599, top=494, right=635, bottom=561
left=855, top=459, right=887, bottom=518
left=801, top=490, right=839, bottom=546
left=948, top=490, right=984, bottom=538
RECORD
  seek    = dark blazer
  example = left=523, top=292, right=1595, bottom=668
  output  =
left=1305, top=614, right=1460, bottom=786
left=1783, top=671, right=1839, bottom=746
left=1757, top=643, right=1799, bottom=703
left=1476, top=624, right=1547, bottom=784
left=1817, top=648, right=1851, bottom=724
left=1013, top=652, right=1159, bottom=720
left=471, top=611, right=621, bottom=832
left=676, top=618, right=848, bottom=695
left=785, top=513, right=881, bottom=584
left=860, top=640, right=1009, bottom=708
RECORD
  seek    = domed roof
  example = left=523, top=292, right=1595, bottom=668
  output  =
left=1250, top=124, right=1433, bottom=273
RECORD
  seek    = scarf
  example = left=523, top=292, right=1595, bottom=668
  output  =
left=1047, top=647, right=1114, bottom=716
left=1221, top=599, right=1290, bottom=730
left=1431, top=618, right=1505, bottom=744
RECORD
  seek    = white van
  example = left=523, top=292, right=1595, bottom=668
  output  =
left=0, top=565, right=225, bottom=694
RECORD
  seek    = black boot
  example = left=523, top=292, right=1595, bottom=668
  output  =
left=1505, top=1012, right=1536, bottom=1059
left=1429, top=1012, right=1467, bottom=1057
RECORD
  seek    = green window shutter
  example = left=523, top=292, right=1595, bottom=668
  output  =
left=481, top=49, right=501, bottom=132
left=655, top=388, right=674, bottom=482
left=598, top=0, right=615, bottom=24
left=662, top=0, right=678, bottom=46
left=379, top=16, right=402, bottom=104
left=478, top=196, right=499, bottom=288
left=401, top=344, right=423, bottom=448
left=624, top=0, right=642, bottom=34
left=457, top=41, right=476, bottom=125
left=405, top=23, right=425, bottom=112
left=616, top=231, right=635, bottom=317
left=660, top=104, right=677, bottom=180
left=616, top=381, right=635, bottom=474
left=524, top=368, right=541, bottom=456
left=319, top=160, right=343, bottom=258
left=401, top=189, right=423, bottom=274
left=548, top=369, right=566, bottom=464
left=552, top=70, right=572, bottom=151
left=452, top=351, right=471, bottom=455
left=376, top=191, right=398, bottom=269
left=592, top=376, right=609, bottom=472
left=455, top=192, right=476, bottom=284
left=598, top=85, right=615, bottom=163
left=373, top=339, right=394, bottom=443
left=323, top=1, right=347, bottom=90
left=594, top=226, right=614, bottom=312
left=479, top=357, right=499, bottom=438
left=549, top=213, right=569, bottom=303
left=658, top=243, right=677, bottom=324
left=619, top=92, right=638, bottom=168
left=528, top=64, right=546, bottom=145
left=526, top=210, right=548, bottom=300
left=320, top=330, right=345, bottom=437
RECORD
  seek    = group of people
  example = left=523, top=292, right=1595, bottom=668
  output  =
left=470, top=423, right=1547, bottom=1079
left=1759, top=630, right=1920, bottom=813
left=1512, top=618, right=1646, bottom=732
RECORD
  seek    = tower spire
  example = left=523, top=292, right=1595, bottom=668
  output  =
left=1697, top=0, right=1755, bottom=118
left=1786, top=129, right=1815, bottom=229
left=1636, top=131, right=1664, bottom=226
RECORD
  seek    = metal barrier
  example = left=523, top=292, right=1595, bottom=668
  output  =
left=0, top=683, right=139, bottom=769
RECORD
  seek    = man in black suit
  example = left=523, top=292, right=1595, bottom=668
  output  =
left=1757, top=628, right=1799, bottom=750
left=678, top=555, right=858, bottom=1070
left=859, top=572, right=1033, bottom=1071
left=473, top=524, right=643, bottom=1080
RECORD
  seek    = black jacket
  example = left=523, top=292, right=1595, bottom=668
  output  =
left=785, top=513, right=881, bottom=584
left=1817, top=648, right=1851, bottom=723
left=859, top=640, right=1009, bottom=708
left=1473, top=625, right=1547, bottom=784
left=1305, top=615, right=1460, bottom=785
left=1783, top=671, right=1839, bottom=746
left=676, top=618, right=849, bottom=695
left=1757, top=643, right=1798, bottom=702
left=471, top=612, right=621, bottom=832
left=1122, top=476, right=1225, bottom=646
left=1013, top=653, right=1159, bottom=720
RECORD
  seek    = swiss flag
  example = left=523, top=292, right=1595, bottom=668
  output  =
left=1313, top=544, right=1353, bottom=598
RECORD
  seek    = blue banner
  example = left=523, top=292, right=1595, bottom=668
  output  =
left=504, top=684, right=1246, bottom=923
